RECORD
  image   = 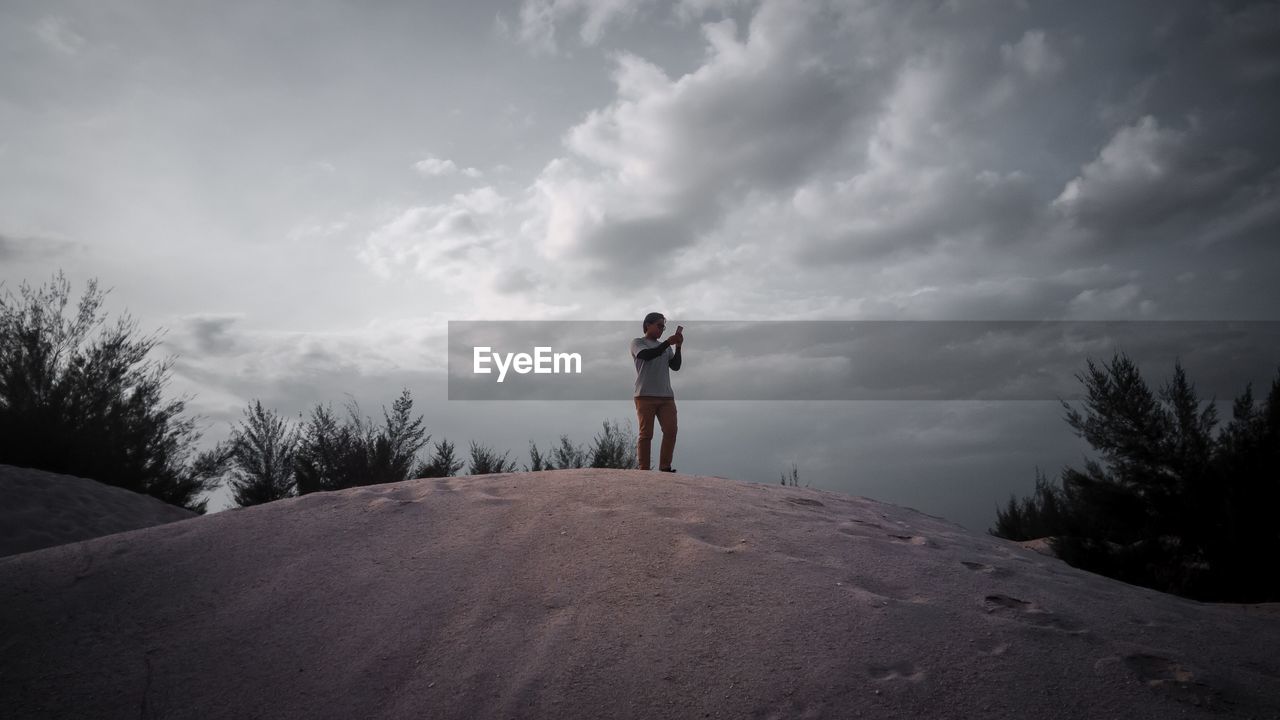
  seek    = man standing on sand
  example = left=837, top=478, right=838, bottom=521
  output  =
left=630, top=312, right=683, bottom=472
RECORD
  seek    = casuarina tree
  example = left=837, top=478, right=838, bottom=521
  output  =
left=416, top=438, right=465, bottom=478
left=293, top=390, right=429, bottom=492
left=0, top=272, right=221, bottom=512
left=991, top=352, right=1280, bottom=602
left=225, top=400, right=299, bottom=507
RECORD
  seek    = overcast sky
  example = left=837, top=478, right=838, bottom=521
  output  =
left=3, top=0, right=1279, bottom=530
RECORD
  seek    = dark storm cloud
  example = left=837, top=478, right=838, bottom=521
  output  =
left=533, top=2, right=892, bottom=268
left=184, top=316, right=241, bottom=356
left=530, top=0, right=1280, bottom=308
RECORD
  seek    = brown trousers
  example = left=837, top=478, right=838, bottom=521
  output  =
left=634, top=395, right=677, bottom=470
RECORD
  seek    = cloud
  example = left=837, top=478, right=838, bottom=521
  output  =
left=523, top=1, right=1058, bottom=275
left=498, top=0, right=658, bottom=54
left=1208, top=2, right=1280, bottom=83
left=413, top=156, right=482, bottom=179
left=505, top=0, right=1280, bottom=324
left=285, top=216, right=352, bottom=244
left=360, top=187, right=505, bottom=276
left=1064, top=283, right=1156, bottom=319
left=526, top=2, right=874, bottom=271
left=0, top=232, right=80, bottom=261
left=1001, top=30, right=1064, bottom=80
left=183, top=315, right=243, bottom=356
left=162, top=317, right=454, bottom=423
left=673, top=0, right=753, bottom=24
left=33, top=16, right=85, bottom=55
left=1052, top=115, right=1260, bottom=246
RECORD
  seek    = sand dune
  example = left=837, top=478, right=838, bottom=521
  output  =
left=2, top=468, right=1278, bottom=719
left=0, top=464, right=196, bottom=558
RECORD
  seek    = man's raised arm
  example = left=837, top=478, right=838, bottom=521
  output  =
left=633, top=338, right=672, bottom=361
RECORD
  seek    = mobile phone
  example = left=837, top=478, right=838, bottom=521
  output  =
left=676, top=325, right=684, bottom=333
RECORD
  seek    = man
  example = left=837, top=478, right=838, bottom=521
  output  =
left=630, top=312, right=683, bottom=472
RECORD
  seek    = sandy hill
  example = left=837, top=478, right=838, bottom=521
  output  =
left=2, top=469, right=1278, bottom=719
left=0, top=463, right=197, bottom=558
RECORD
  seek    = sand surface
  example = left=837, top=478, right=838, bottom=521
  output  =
left=0, top=464, right=196, bottom=558
left=2, top=468, right=1278, bottom=719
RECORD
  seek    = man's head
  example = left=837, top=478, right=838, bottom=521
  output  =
left=643, top=312, right=666, bottom=339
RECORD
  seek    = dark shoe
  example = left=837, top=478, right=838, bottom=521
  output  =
left=659, top=467, right=676, bottom=473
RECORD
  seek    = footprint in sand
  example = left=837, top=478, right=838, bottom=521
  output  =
left=960, top=561, right=1013, bottom=578
left=973, top=637, right=1011, bottom=656
left=887, top=534, right=935, bottom=548
left=868, top=660, right=926, bottom=683
left=1120, top=654, right=1226, bottom=709
left=982, top=594, right=1084, bottom=632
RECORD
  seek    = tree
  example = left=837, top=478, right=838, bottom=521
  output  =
left=226, top=400, right=298, bottom=507
left=294, top=403, right=351, bottom=494
left=1204, top=375, right=1280, bottom=601
left=587, top=419, right=636, bottom=469
left=468, top=441, right=516, bottom=475
left=526, top=441, right=552, bottom=472
left=416, top=438, right=464, bottom=478
left=990, top=467, right=1067, bottom=540
left=549, top=434, right=587, bottom=469
left=292, top=390, right=429, bottom=492
left=365, top=389, right=429, bottom=486
left=991, top=352, right=1280, bottom=602
left=1053, top=356, right=1219, bottom=595
left=780, top=463, right=801, bottom=487
left=0, top=272, right=219, bottom=512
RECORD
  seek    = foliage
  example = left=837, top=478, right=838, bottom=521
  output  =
left=587, top=419, right=637, bottom=469
left=990, top=468, right=1067, bottom=540
left=225, top=400, right=298, bottom=507
left=780, top=463, right=803, bottom=487
left=0, top=272, right=219, bottom=512
left=991, top=352, right=1280, bottom=602
left=416, top=438, right=465, bottom=478
left=293, top=389, right=428, bottom=493
left=550, top=434, right=588, bottom=469
left=468, top=441, right=517, bottom=475
left=526, top=441, right=552, bottom=472
left=293, top=403, right=351, bottom=495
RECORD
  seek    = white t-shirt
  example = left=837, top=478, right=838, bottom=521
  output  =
left=630, top=337, right=675, bottom=397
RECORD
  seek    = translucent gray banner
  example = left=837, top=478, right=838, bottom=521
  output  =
left=447, top=321, right=1280, bottom=401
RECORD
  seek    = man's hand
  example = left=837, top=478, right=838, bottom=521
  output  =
left=668, top=330, right=684, bottom=346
